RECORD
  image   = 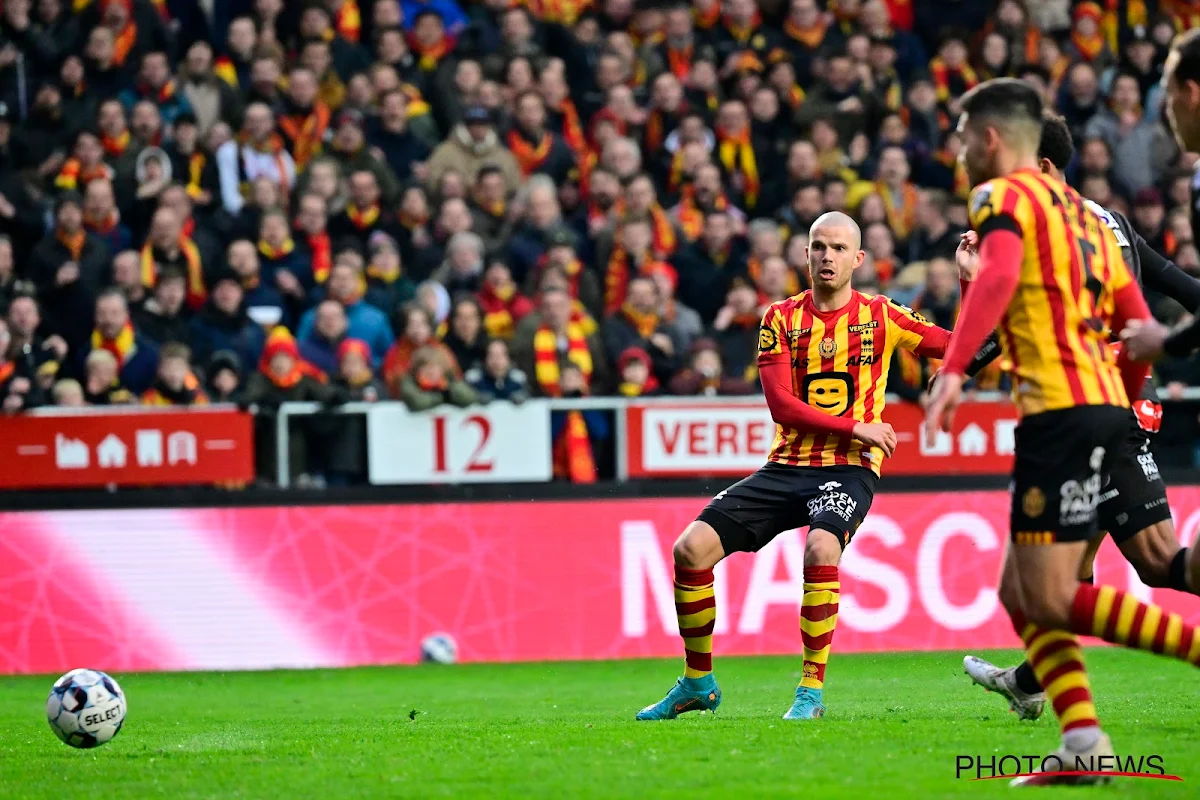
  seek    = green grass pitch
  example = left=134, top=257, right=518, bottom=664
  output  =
left=0, top=649, right=1195, bottom=799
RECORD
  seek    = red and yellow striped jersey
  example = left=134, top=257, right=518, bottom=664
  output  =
left=967, top=168, right=1134, bottom=417
left=758, top=290, right=948, bottom=475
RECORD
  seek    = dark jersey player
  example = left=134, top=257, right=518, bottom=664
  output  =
left=1126, top=28, right=1200, bottom=362
left=634, top=211, right=956, bottom=723
left=963, top=112, right=1200, bottom=723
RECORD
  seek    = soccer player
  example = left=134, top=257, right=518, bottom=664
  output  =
left=636, top=211, right=956, bottom=722
left=926, top=78, right=1200, bottom=786
left=962, top=111, right=1200, bottom=722
left=1125, top=29, right=1200, bottom=361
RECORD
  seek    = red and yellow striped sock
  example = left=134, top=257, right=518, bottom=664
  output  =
left=1019, top=620, right=1099, bottom=734
left=675, top=566, right=716, bottom=679
left=799, top=565, right=840, bottom=690
left=1071, top=583, right=1200, bottom=664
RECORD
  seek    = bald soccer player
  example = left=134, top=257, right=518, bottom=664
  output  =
left=636, top=212, right=978, bottom=721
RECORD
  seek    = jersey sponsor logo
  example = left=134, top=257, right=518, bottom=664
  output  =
left=807, top=488, right=858, bottom=522
left=802, top=373, right=853, bottom=415
left=758, top=325, right=778, bottom=352
left=787, top=328, right=810, bottom=348
left=818, top=337, right=837, bottom=359
left=848, top=321, right=879, bottom=333
left=818, top=481, right=842, bottom=491
left=1021, top=486, right=1046, bottom=518
left=1059, top=474, right=1102, bottom=527
left=846, top=354, right=880, bottom=366
left=1137, top=451, right=1161, bottom=481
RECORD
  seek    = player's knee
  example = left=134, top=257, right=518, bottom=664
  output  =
left=804, top=528, right=843, bottom=566
left=673, top=523, right=722, bottom=570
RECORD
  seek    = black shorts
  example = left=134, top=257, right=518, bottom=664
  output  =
left=698, top=463, right=877, bottom=555
left=1097, top=412, right=1170, bottom=543
left=1010, top=405, right=1130, bottom=544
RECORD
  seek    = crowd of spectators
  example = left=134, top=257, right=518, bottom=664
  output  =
left=2, top=0, right=1200, bottom=479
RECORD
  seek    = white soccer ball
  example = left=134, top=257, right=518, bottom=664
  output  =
left=420, top=633, right=458, bottom=664
left=46, top=668, right=127, bottom=748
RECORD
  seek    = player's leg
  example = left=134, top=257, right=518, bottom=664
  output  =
left=1098, top=431, right=1194, bottom=593
left=963, top=546, right=1046, bottom=721
left=635, top=519, right=725, bottom=721
left=783, top=467, right=875, bottom=720
left=1075, top=533, right=1103, bottom=584
left=636, top=466, right=790, bottom=720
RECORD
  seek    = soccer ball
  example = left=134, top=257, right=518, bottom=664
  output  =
left=46, top=669, right=127, bottom=748
left=420, top=633, right=458, bottom=664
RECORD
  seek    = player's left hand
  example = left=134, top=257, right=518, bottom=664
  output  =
left=924, top=371, right=965, bottom=444
left=1119, top=318, right=1169, bottom=362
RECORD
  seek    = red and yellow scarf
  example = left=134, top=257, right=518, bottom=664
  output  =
left=410, top=34, right=454, bottom=71
left=556, top=98, right=587, bottom=156
left=112, top=21, right=138, bottom=67
left=185, top=152, right=208, bottom=200
left=620, top=302, right=661, bottom=338
left=722, top=10, right=762, bottom=43
left=56, top=159, right=113, bottom=190
left=1071, top=3, right=1107, bottom=61
left=878, top=181, right=919, bottom=240
left=141, top=236, right=207, bottom=310
left=258, top=237, right=295, bottom=261
left=666, top=44, right=693, bottom=80
left=278, top=103, right=331, bottom=171
left=92, top=322, right=137, bottom=368
left=783, top=17, right=828, bottom=49
left=930, top=57, right=979, bottom=103
left=717, top=127, right=760, bottom=209
left=335, top=0, right=361, bottom=42
left=478, top=280, right=533, bottom=338
left=604, top=249, right=667, bottom=315
left=101, top=129, right=131, bottom=158
left=305, top=230, right=333, bottom=284
left=508, top=130, right=553, bottom=176
left=534, top=322, right=596, bottom=482
left=214, top=56, right=239, bottom=88
left=57, top=229, right=86, bottom=261
left=346, top=202, right=381, bottom=230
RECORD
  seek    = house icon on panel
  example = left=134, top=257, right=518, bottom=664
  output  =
left=96, top=434, right=127, bottom=468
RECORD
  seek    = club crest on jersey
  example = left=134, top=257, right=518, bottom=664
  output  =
left=758, top=325, right=778, bottom=352
left=1022, top=486, right=1046, bottom=519
left=818, top=337, right=837, bottom=359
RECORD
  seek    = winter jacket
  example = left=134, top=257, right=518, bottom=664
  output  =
left=427, top=126, right=523, bottom=194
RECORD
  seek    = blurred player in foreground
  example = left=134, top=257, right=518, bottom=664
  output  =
left=637, top=211, right=958, bottom=721
left=1125, top=28, right=1200, bottom=362
left=926, top=78, right=1200, bottom=786
left=963, top=112, right=1200, bottom=721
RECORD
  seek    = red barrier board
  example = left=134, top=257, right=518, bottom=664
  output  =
left=0, top=409, right=254, bottom=488
left=3, top=489, right=1200, bottom=674
left=625, top=401, right=1020, bottom=477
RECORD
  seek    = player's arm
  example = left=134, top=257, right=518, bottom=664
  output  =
left=940, top=218, right=1023, bottom=379
left=884, top=300, right=950, bottom=358
left=1104, top=250, right=1154, bottom=402
left=1135, top=234, right=1200, bottom=313
left=757, top=305, right=896, bottom=454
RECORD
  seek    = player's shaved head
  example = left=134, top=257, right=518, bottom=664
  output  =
left=809, top=211, right=861, bottom=251
left=1038, top=111, right=1074, bottom=180
left=807, top=211, right=865, bottom=296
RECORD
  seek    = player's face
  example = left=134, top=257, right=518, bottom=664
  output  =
left=956, top=113, right=994, bottom=188
left=1163, top=52, right=1200, bottom=152
left=806, top=224, right=864, bottom=292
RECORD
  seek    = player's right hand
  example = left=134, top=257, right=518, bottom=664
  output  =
left=955, top=231, right=979, bottom=281
left=852, top=422, right=897, bottom=457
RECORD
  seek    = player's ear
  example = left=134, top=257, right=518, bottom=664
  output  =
left=1038, top=157, right=1054, bottom=176
left=853, top=249, right=865, bottom=269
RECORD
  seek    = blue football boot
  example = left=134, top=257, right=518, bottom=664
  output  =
left=635, top=675, right=722, bottom=720
left=782, top=686, right=826, bottom=720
